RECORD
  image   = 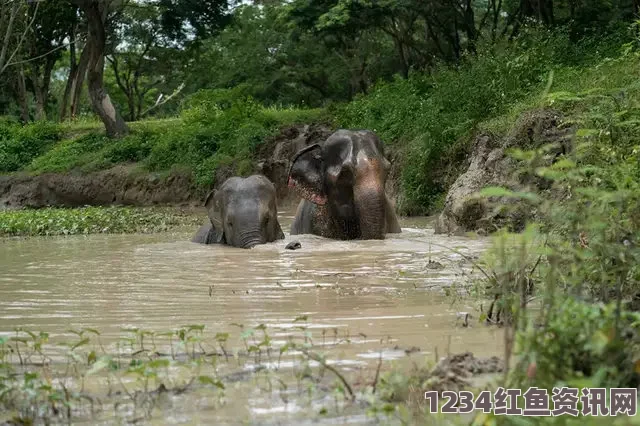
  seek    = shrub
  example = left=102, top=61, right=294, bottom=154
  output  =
left=337, top=28, right=632, bottom=214
left=513, top=299, right=640, bottom=390
left=0, top=121, right=61, bottom=172
left=102, top=132, right=153, bottom=164
left=147, top=88, right=324, bottom=189
left=28, top=133, right=109, bottom=173
left=474, top=50, right=640, bottom=394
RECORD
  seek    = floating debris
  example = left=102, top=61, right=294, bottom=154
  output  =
left=425, top=259, right=445, bottom=270
left=285, top=240, right=302, bottom=250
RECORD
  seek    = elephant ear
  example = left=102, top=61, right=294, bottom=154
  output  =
left=204, top=190, right=226, bottom=244
left=288, top=144, right=327, bottom=205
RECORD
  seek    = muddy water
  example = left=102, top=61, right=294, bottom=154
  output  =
left=0, top=208, right=503, bottom=424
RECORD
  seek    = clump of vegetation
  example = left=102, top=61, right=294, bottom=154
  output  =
left=0, top=325, right=227, bottom=424
left=0, top=207, right=202, bottom=237
left=0, top=317, right=397, bottom=424
left=0, top=120, right=61, bottom=173
left=145, top=87, right=326, bottom=188
left=337, top=28, right=629, bottom=214
left=468, top=37, right=640, bottom=401
left=1, top=89, right=326, bottom=192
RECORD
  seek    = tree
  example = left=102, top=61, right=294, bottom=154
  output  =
left=72, top=0, right=129, bottom=137
left=107, top=2, right=188, bottom=121
left=59, top=4, right=83, bottom=121
left=286, top=0, right=484, bottom=84
left=156, top=0, right=233, bottom=42
left=0, top=0, right=39, bottom=76
left=25, top=0, right=78, bottom=120
left=287, top=0, right=394, bottom=96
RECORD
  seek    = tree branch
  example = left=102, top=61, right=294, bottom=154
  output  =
left=0, top=2, right=20, bottom=73
left=140, top=82, right=184, bottom=117
left=107, top=54, right=131, bottom=96
left=1, top=2, right=40, bottom=75
left=6, top=37, right=81, bottom=68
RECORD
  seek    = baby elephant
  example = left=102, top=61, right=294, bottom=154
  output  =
left=192, top=175, right=285, bottom=248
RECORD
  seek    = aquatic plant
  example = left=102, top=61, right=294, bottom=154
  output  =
left=0, top=206, right=202, bottom=237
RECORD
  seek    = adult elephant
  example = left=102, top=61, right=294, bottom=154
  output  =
left=288, top=129, right=401, bottom=240
left=192, top=175, right=285, bottom=248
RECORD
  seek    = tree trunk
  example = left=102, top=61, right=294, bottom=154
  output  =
left=70, top=41, right=90, bottom=118
left=76, top=0, right=129, bottom=137
left=0, top=3, right=20, bottom=75
left=16, top=66, right=29, bottom=122
left=519, top=0, right=554, bottom=25
left=60, top=27, right=78, bottom=121
left=28, top=53, right=56, bottom=121
left=108, top=55, right=135, bottom=121
left=463, top=0, right=477, bottom=53
left=492, top=0, right=503, bottom=42
left=33, top=82, right=46, bottom=121
left=127, top=95, right=136, bottom=122
left=393, top=37, right=409, bottom=78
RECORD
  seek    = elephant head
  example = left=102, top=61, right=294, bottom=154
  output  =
left=199, top=175, right=285, bottom=248
left=288, top=129, right=398, bottom=240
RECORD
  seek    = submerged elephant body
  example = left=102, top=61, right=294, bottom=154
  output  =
left=288, top=129, right=401, bottom=240
left=192, top=175, right=284, bottom=248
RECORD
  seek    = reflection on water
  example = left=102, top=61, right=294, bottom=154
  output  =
left=0, top=209, right=503, bottom=424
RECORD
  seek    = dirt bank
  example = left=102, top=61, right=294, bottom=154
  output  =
left=435, top=109, right=575, bottom=235
left=0, top=165, right=198, bottom=209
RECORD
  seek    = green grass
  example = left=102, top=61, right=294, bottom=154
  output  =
left=0, top=206, right=202, bottom=237
left=0, top=91, right=327, bottom=191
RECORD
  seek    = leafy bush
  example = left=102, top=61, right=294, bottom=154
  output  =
left=513, top=299, right=640, bottom=390
left=147, top=88, right=325, bottom=188
left=102, top=132, right=153, bottom=163
left=3, top=90, right=322, bottom=192
left=337, top=28, right=632, bottom=214
left=473, top=44, right=640, bottom=394
left=28, top=133, right=109, bottom=173
left=0, top=121, right=61, bottom=172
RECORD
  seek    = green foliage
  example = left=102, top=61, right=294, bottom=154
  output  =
left=102, top=131, right=154, bottom=164
left=28, top=132, right=110, bottom=173
left=513, top=299, right=640, bottom=390
left=473, top=39, right=640, bottom=394
left=3, top=91, right=323, bottom=192
left=0, top=207, right=201, bottom=237
left=145, top=87, right=324, bottom=187
left=0, top=121, right=61, bottom=172
left=337, top=27, right=634, bottom=214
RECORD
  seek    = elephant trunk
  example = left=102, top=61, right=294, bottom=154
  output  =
left=238, top=228, right=265, bottom=249
left=354, top=183, right=386, bottom=240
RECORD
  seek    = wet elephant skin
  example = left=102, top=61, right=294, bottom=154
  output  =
left=192, top=175, right=285, bottom=248
left=288, top=129, right=401, bottom=240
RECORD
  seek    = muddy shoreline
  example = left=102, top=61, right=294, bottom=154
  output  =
left=0, top=166, right=310, bottom=211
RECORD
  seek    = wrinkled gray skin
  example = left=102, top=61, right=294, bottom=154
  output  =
left=192, top=175, right=285, bottom=248
left=288, top=129, right=401, bottom=240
